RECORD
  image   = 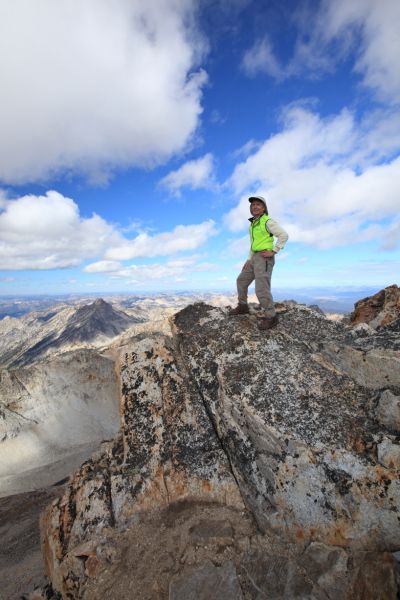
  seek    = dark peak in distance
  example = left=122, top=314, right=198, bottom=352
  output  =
left=92, top=298, right=111, bottom=308
left=55, top=299, right=137, bottom=344
left=12, top=300, right=140, bottom=367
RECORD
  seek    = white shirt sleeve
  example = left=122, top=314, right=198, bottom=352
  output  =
left=266, top=218, right=289, bottom=252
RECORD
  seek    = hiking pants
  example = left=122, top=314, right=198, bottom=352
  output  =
left=237, top=253, right=276, bottom=317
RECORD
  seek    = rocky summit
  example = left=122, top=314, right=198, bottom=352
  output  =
left=39, top=298, right=400, bottom=599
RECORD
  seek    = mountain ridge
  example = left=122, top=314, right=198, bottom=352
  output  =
left=0, top=299, right=141, bottom=368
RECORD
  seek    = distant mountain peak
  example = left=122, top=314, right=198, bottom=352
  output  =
left=92, top=298, right=109, bottom=307
left=3, top=300, right=138, bottom=367
left=76, top=297, right=113, bottom=314
left=51, top=300, right=134, bottom=345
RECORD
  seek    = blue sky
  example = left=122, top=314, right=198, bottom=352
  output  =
left=0, top=0, right=399, bottom=296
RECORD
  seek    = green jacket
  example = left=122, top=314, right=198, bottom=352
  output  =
left=249, top=214, right=274, bottom=251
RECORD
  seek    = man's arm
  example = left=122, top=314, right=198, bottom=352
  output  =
left=266, top=218, right=289, bottom=253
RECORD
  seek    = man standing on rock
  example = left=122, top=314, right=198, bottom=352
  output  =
left=230, top=196, right=288, bottom=330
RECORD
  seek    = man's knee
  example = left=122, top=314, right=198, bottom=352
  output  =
left=237, top=272, right=250, bottom=286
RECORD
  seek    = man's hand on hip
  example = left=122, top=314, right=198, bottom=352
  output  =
left=259, top=250, right=275, bottom=258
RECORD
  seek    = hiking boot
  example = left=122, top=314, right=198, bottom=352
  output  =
left=229, top=304, right=250, bottom=316
left=258, top=315, right=278, bottom=330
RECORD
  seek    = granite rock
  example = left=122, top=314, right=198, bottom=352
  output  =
left=40, top=301, right=400, bottom=599
left=376, top=389, right=400, bottom=432
left=169, top=560, right=243, bottom=600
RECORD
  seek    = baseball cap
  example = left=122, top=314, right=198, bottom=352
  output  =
left=248, top=195, right=267, bottom=211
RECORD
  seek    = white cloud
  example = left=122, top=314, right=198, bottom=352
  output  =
left=105, top=220, right=217, bottom=260
left=84, top=254, right=214, bottom=283
left=0, top=0, right=207, bottom=184
left=242, top=0, right=400, bottom=103
left=159, top=153, right=217, bottom=195
left=241, top=36, right=282, bottom=79
left=228, top=108, right=357, bottom=199
left=380, top=217, right=400, bottom=251
left=321, top=0, right=400, bottom=102
left=0, top=191, right=218, bottom=270
left=224, top=107, right=400, bottom=249
left=84, top=261, right=122, bottom=274
left=231, top=139, right=263, bottom=160
left=223, top=235, right=249, bottom=258
left=0, top=191, right=120, bottom=269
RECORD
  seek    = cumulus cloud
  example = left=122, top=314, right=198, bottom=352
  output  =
left=84, top=261, right=121, bottom=274
left=241, top=36, right=283, bottom=79
left=224, top=106, right=400, bottom=249
left=242, top=0, right=400, bottom=103
left=84, top=255, right=215, bottom=283
left=0, top=191, right=218, bottom=270
left=0, top=0, right=207, bottom=184
left=320, top=0, right=400, bottom=102
left=105, top=220, right=218, bottom=260
left=159, top=153, right=217, bottom=195
left=0, top=191, right=120, bottom=269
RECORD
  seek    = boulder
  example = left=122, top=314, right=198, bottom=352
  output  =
left=40, top=301, right=400, bottom=599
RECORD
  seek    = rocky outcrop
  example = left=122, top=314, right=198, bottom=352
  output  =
left=41, top=302, right=400, bottom=599
left=350, top=284, right=400, bottom=328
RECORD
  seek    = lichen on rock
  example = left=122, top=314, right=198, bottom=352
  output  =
left=40, top=298, right=400, bottom=599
